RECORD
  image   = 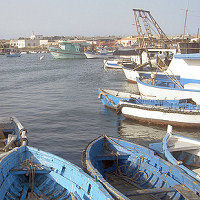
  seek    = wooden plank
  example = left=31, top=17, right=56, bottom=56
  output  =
left=174, top=184, right=200, bottom=200
left=106, top=172, right=158, bottom=200
left=20, top=183, right=29, bottom=200
left=10, top=166, right=51, bottom=175
left=125, top=187, right=175, bottom=196
left=96, top=154, right=130, bottom=160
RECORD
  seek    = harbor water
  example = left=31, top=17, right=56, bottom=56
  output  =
left=0, top=53, right=200, bottom=167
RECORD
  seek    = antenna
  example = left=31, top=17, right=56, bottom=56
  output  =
left=183, top=0, right=189, bottom=39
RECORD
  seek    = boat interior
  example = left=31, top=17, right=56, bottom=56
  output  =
left=1, top=146, right=96, bottom=200
left=168, top=136, right=200, bottom=173
left=89, top=137, right=199, bottom=200
left=0, top=120, right=20, bottom=154
left=126, top=97, right=199, bottom=111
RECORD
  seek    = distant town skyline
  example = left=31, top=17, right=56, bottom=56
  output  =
left=0, top=0, right=199, bottom=39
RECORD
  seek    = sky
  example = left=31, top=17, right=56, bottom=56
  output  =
left=0, top=0, right=199, bottom=39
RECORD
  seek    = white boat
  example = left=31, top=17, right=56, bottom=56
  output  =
left=122, top=49, right=175, bottom=83
left=85, top=51, right=112, bottom=59
left=104, top=59, right=122, bottom=69
left=137, top=53, right=200, bottom=104
left=150, top=125, right=200, bottom=181
left=119, top=98, right=200, bottom=127
left=104, top=57, right=135, bottom=69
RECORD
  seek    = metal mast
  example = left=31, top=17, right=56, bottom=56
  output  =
left=133, top=9, right=171, bottom=67
left=183, top=0, right=189, bottom=39
left=133, top=9, right=170, bottom=48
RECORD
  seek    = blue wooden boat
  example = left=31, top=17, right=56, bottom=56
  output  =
left=0, top=116, right=28, bottom=158
left=0, top=145, right=113, bottom=199
left=151, top=125, right=200, bottom=182
left=6, top=53, right=21, bottom=57
left=82, top=135, right=200, bottom=199
left=98, top=89, right=140, bottom=109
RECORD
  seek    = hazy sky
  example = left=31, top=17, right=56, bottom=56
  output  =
left=0, top=0, right=199, bottom=39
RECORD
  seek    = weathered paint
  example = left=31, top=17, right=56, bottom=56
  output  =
left=0, top=146, right=112, bottom=200
left=83, top=135, right=200, bottom=200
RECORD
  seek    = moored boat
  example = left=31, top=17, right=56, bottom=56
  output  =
left=137, top=53, right=200, bottom=104
left=0, top=116, right=27, bottom=158
left=98, top=88, right=140, bottom=109
left=6, top=52, right=21, bottom=57
left=151, top=125, right=200, bottom=182
left=104, top=59, right=123, bottom=69
left=85, top=50, right=113, bottom=59
left=0, top=145, right=112, bottom=199
left=82, top=135, right=200, bottom=199
left=119, top=98, right=200, bottom=127
left=48, top=41, right=87, bottom=59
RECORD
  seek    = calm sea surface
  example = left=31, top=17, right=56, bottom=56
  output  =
left=0, top=53, right=199, bottom=167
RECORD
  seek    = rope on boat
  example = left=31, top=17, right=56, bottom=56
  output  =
left=98, top=90, right=118, bottom=108
left=104, top=142, right=148, bottom=184
left=20, top=158, right=43, bottom=196
left=154, top=61, right=184, bottom=89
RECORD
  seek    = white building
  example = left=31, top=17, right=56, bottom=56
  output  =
left=17, top=39, right=40, bottom=48
left=10, top=32, right=48, bottom=48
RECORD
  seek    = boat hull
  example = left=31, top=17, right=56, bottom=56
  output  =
left=121, top=103, right=200, bottom=127
left=104, top=60, right=122, bottom=69
left=98, top=89, right=140, bottom=109
left=85, top=52, right=111, bottom=59
left=122, top=67, right=139, bottom=83
left=137, top=77, right=200, bottom=104
left=48, top=47, right=86, bottom=59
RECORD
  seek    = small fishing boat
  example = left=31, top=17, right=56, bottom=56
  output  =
left=0, top=145, right=112, bottom=200
left=104, top=58, right=123, bottom=69
left=85, top=50, right=113, bottom=59
left=48, top=41, right=87, bottom=59
left=121, top=49, right=174, bottom=83
left=6, top=51, right=21, bottom=57
left=119, top=97, right=200, bottom=127
left=151, top=125, right=200, bottom=182
left=0, top=116, right=27, bottom=158
left=137, top=53, right=200, bottom=104
left=104, top=57, right=134, bottom=69
left=82, top=135, right=200, bottom=199
left=98, top=88, right=140, bottom=109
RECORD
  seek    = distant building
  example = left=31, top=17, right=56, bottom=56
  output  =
left=30, top=32, right=43, bottom=40
left=116, top=36, right=137, bottom=47
left=10, top=32, right=48, bottom=48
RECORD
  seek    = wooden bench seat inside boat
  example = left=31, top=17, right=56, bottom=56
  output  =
left=10, top=165, right=52, bottom=175
left=168, top=141, right=200, bottom=152
left=96, top=151, right=130, bottom=160
left=174, top=184, right=200, bottom=199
